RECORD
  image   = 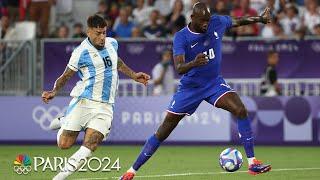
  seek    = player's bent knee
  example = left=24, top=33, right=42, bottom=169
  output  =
left=235, top=106, right=248, bottom=119
left=58, top=141, right=73, bottom=149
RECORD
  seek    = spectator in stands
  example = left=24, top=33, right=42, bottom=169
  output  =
left=133, top=0, right=153, bottom=27
left=0, top=15, right=12, bottom=65
left=267, top=0, right=277, bottom=18
left=280, top=4, right=301, bottom=36
left=0, top=0, right=8, bottom=18
left=55, top=25, right=69, bottom=39
left=213, top=0, right=230, bottom=15
left=125, top=3, right=134, bottom=20
left=97, top=0, right=108, bottom=19
left=250, top=0, right=267, bottom=13
left=143, top=10, right=167, bottom=39
left=105, top=17, right=116, bottom=37
left=231, top=0, right=259, bottom=36
left=72, top=23, right=86, bottom=38
left=131, top=26, right=141, bottom=37
left=273, top=22, right=288, bottom=39
left=294, top=28, right=306, bottom=40
left=166, top=0, right=186, bottom=35
left=314, top=24, right=320, bottom=36
left=154, top=0, right=171, bottom=16
left=261, top=19, right=275, bottom=38
left=260, top=50, right=281, bottom=96
left=5, top=0, right=19, bottom=23
left=152, top=49, right=175, bottom=96
left=0, top=15, right=11, bottom=39
left=274, top=0, right=288, bottom=18
left=19, top=0, right=30, bottom=21
left=261, top=19, right=288, bottom=39
left=108, top=2, right=119, bottom=21
left=113, top=5, right=134, bottom=33
left=114, top=7, right=135, bottom=38
left=303, top=0, right=320, bottom=35
left=169, top=0, right=192, bottom=16
left=29, top=0, right=55, bottom=38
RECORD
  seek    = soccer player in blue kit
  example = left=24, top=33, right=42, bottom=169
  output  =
left=120, top=2, right=272, bottom=179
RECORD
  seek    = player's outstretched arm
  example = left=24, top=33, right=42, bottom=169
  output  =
left=117, top=57, right=150, bottom=86
left=174, top=53, right=209, bottom=75
left=231, top=7, right=271, bottom=27
left=42, top=67, right=76, bottom=103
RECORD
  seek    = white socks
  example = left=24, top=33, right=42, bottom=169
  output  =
left=53, top=146, right=92, bottom=180
left=248, top=157, right=256, bottom=166
left=127, top=167, right=136, bottom=174
left=57, top=128, right=63, bottom=145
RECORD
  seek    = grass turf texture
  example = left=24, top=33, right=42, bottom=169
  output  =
left=1, top=145, right=319, bottom=180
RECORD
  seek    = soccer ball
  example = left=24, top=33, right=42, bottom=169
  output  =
left=219, top=148, right=243, bottom=172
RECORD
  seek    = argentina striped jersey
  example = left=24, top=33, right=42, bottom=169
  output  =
left=67, top=37, right=119, bottom=103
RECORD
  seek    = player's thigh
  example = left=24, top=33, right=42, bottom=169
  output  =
left=214, top=92, right=247, bottom=117
left=83, top=128, right=104, bottom=151
left=85, top=103, right=113, bottom=138
left=167, top=87, right=204, bottom=115
left=156, top=112, right=185, bottom=141
left=63, top=98, right=87, bottom=132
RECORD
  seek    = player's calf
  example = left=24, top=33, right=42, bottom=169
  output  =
left=83, top=129, right=104, bottom=152
left=57, top=130, right=79, bottom=149
left=233, top=105, right=248, bottom=119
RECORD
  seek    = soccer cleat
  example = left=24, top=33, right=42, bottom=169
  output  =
left=119, top=172, right=135, bottom=180
left=49, top=117, right=63, bottom=130
left=248, top=159, right=271, bottom=175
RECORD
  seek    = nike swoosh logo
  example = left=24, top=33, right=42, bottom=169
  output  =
left=246, top=137, right=253, bottom=141
left=144, top=153, right=152, bottom=157
left=220, top=84, right=230, bottom=88
left=191, top=42, right=198, bottom=48
left=214, top=32, right=219, bottom=39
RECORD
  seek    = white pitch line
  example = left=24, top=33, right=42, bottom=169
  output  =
left=74, top=167, right=320, bottom=180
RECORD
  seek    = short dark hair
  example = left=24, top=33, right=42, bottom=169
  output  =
left=268, top=50, right=278, bottom=58
left=87, top=14, right=107, bottom=28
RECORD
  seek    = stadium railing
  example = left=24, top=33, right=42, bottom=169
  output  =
left=1, top=37, right=320, bottom=96
left=0, top=40, right=36, bottom=95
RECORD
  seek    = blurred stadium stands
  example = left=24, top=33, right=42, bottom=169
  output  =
left=0, top=2, right=320, bottom=179
left=1, top=0, right=320, bottom=97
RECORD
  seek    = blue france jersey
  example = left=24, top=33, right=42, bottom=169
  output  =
left=67, top=37, right=119, bottom=103
left=173, top=15, right=232, bottom=87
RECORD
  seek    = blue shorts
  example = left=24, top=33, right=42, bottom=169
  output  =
left=167, top=77, right=235, bottom=115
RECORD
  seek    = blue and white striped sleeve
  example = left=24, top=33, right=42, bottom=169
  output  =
left=67, top=48, right=82, bottom=72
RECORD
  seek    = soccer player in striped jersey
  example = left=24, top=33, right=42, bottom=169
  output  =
left=41, top=14, right=150, bottom=180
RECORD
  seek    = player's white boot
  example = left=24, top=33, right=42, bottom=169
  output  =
left=49, top=117, right=64, bottom=130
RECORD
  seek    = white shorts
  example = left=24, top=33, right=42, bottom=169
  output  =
left=62, top=97, right=114, bottom=137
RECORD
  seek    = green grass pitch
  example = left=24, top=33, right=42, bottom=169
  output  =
left=1, top=145, right=320, bottom=180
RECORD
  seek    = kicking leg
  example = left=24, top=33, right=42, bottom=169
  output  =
left=215, top=92, right=271, bottom=175
left=121, top=112, right=184, bottom=180
left=53, top=128, right=104, bottom=180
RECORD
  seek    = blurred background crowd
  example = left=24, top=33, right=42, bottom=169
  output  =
left=1, top=0, right=320, bottom=40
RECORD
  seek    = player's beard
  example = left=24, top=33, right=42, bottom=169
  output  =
left=95, top=45, right=104, bottom=50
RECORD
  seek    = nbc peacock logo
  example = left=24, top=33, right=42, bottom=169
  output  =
left=13, top=154, right=32, bottom=175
